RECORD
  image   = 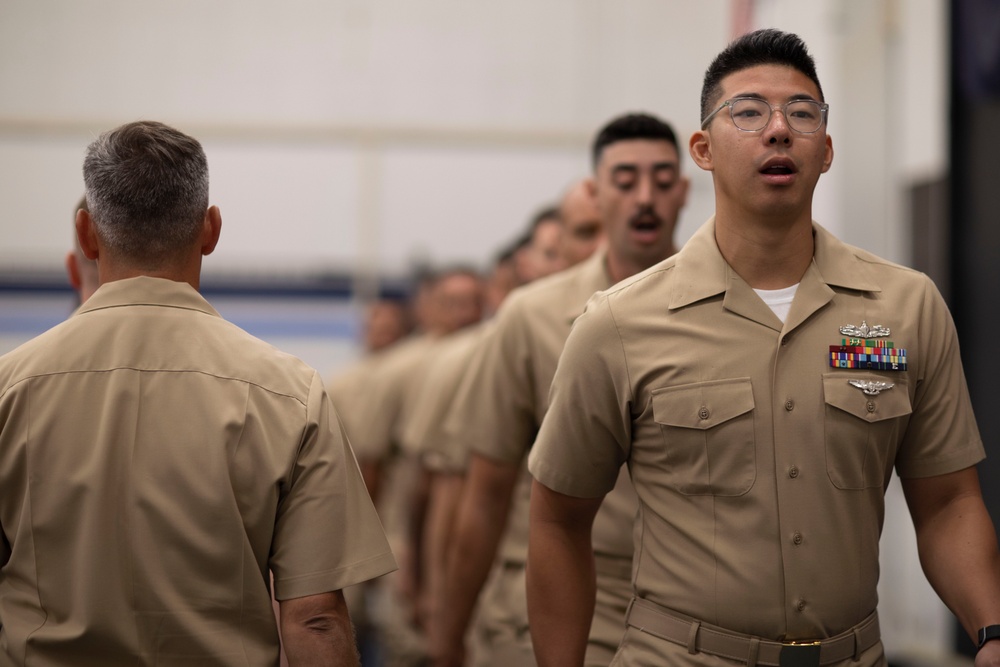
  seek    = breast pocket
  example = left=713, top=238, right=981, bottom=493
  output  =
left=822, top=374, right=912, bottom=490
left=650, top=378, right=756, bottom=496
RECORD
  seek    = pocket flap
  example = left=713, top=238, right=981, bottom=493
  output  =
left=822, top=374, right=911, bottom=422
left=652, top=378, right=754, bottom=430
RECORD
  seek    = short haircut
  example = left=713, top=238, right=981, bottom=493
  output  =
left=700, top=28, right=824, bottom=124
left=529, top=205, right=561, bottom=232
left=83, top=121, right=209, bottom=267
left=591, top=113, right=680, bottom=169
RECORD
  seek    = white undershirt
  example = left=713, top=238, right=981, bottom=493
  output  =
left=753, top=283, right=799, bottom=324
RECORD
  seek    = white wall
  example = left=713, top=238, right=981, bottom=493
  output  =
left=0, top=0, right=730, bottom=280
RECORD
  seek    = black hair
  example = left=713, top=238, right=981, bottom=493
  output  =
left=700, top=28, right=824, bottom=124
left=591, top=113, right=679, bottom=169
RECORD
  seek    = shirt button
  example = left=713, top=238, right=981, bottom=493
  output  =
left=866, top=401, right=876, bottom=413
left=792, top=532, right=803, bottom=545
left=784, top=399, right=794, bottom=411
left=795, top=599, right=806, bottom=612
left=789, top=466, right=799, bottom=479
left=699, top=406, right=710, bottom=420
left=781, top=336, right=790, bottom=346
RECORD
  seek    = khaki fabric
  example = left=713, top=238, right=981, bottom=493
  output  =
left=610, top=626, right=887, bottom=667
left=469, top=566, right=534, bottom=667
left=448, top=249, right=637, bottom=657
left=348, top=333, right=438, bottom=461
left=401, top=323, right=491, bottom=473
left=529, top=219, right=983, bottom=653
left=346, top=331, right=464, bottom=667
left=0, top=277, right=396, bottom=667
left=327, top=350, right=394, bottom=456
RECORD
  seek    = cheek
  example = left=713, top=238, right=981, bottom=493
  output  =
left=600, top=197, right=624, bottom=221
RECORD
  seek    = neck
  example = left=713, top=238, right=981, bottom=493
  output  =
left=714, top=208, right=814, bottom=290
left=605, top=245, right=677, bottom=284
left=97, top=256, right=203, bottom=292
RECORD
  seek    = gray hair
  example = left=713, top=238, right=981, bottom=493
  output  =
left=83, top=121, right=209, bottom=267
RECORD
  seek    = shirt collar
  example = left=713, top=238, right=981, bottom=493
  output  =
left=668, top=217, right=881, bottom=311
left=77, top=276, right=221, bottom=318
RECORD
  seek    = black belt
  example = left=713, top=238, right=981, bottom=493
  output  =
left=625, top=597, right=880, bottom=666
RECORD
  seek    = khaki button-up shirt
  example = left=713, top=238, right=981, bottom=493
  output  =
left=529, top=219, right=983, bottom=640
left=452, top=248, right=636, bottom=564
left=0, top=277, right=395, bottom=665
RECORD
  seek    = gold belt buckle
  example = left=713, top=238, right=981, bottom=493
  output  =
left=779, top=640, right=821, bottom=667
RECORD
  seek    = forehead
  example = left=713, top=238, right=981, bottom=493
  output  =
left=561, top=188, right=599, bottom=222
left=718, top=64, right=822, bottom=102
left=597, top=139, right=679, bottom=171
left=532, top=218, right=563, bottom=243
left=437, top=273, right=480, bottom=293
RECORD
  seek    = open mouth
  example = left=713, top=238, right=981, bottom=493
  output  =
left=631, top=216, right=661, bottom=232
left=629, top=214, right=663, bottom=244
left=759, top=158, right=797, bottom=176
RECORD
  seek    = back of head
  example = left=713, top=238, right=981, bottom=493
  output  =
left=83, top=121, right=209, bottom=269
left=700, top=28, right=824, bottom=123
left=591, top=113, right=680, bottom=169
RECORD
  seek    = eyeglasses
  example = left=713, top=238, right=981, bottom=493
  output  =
left=701, top=97, right=829, bottom=133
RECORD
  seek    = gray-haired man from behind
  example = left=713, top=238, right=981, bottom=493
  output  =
left=0, top=120, right=396, bottom=666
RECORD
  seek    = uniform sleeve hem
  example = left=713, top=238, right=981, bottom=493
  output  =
left=273, top=550, right=398, bottom=600
left=528, top=453, right=616, bottom=499
left=895, top=439, right=985, bottom=479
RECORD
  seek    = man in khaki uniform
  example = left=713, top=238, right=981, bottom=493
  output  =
left=328, top=298, right=410, bottom=495
left=0, top=121, right=396, bottom=666
left=436, top=114, right=689, bottom=667
left=556, top=182, right=605, bottom=268
left=527, top=30, right=1000, bottom=667
left=406, top=210, right=572, bottom=660
left=347, top=267, right=484, bottom=667
left=325, top=297, right=410, bottom=663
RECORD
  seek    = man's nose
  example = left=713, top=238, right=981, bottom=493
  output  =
left=764, top=107, right=791, bottom=145
left=636, top=176, right=654, bottom=204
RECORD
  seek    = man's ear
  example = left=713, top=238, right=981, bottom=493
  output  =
left=200, top=206, right=222, bottom=256
left=821, top=134, right=834, bottom=174
left=65, top=251, right=82, bottom=290
left=689, top=130, right=714, bottom=172
left=75, top=209, right=100, bottom=261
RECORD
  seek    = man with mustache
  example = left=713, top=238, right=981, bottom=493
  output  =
left=435, top=113, right=689, bottom=667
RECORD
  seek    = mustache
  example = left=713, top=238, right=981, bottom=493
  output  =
left=629, top=207, right=663, bottom=226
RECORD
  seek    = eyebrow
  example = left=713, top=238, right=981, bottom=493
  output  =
left=610, top=161, right=678, bottom=175
left=731, top=92, right=820, bottom=103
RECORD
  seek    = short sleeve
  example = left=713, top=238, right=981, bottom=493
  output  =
left=528, top=294, right=631, bottom=498
left=894, top=276, right=984, bottom=478
left=453, top=300, right=538, bottom=464
left=270, top=372, right=396, bottom=600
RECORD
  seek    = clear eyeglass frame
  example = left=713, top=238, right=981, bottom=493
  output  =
left=701, top=97, right=829, bottom=133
